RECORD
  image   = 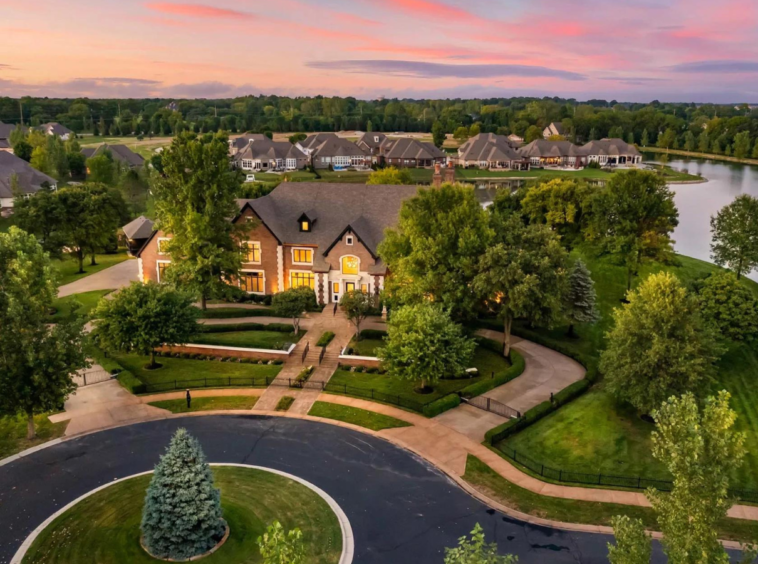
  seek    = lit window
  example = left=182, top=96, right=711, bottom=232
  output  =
left=240, top=272, right=264, bottom=293
left=361, top=283, right=368, bottom=293
left=301, top=221, right=310, bottom=232
left=341, top=256, right=359, bottom=275
left=293, top=248, right=313, bottom=264
left=157, top=261, right=170, bottom=282
left=241, top=242, right=261, bottom=263
left=333, top=282, right=339, bottom=293
left=291, top=271, right=315, bottom=289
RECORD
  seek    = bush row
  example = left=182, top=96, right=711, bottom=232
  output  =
left=316, top=331, right=335, bottom=347
left=196, top=308, right=275, bottom=319
left=155, top=350, right=284, bottom=364
left=459, top=350, right=525, bottom=398
left=296, top=365, right=315, bottom=383
left=117, top=370, right=146, bottom=394
left=337, top=365, right=386, bottom=374
left=197, top=322, right=294, bottom=334
left=422, top=394, right=461, bottom=418
left=358, top=329, right=387, bottom=340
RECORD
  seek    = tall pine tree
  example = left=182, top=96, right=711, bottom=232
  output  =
left=564, top=259, right=600, bottom=337
left=141, top=429, right=226, bottom=560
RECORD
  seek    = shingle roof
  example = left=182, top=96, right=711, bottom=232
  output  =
left=0, top=151, right=57, bottom=199
left=458, top=133, right=522, bottom=162
left=581, top=138, right=641, bottom=157
left=545, top=122, right=565, bottom=136
left=380, top=138, right=445, bottom=160
left=518, top=139, right=587, bottom=158
left=0, top=140, right=10, bottom=150
left=231, top=138, right=306, bottom=162
left=356, top=132, right=387, bottom=150
left=0, top=122, right=15, bottom=140
left=84, top=144, right=144, bottom=167
left=122, top=215, right=155, bottom=240
left=239, top=183, right=419, bottom=258
left=40, top=122, right=73, bottom=136
left=230, top=134, right=269, bottom=152
left=300, top=133, right=368, bottom=158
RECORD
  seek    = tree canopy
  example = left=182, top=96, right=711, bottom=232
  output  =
left=271, top=287, right=317, bottom=335
left=339, top=289, right=375, bottom=337
left=696, top=271, right=758, bottom=342
left=710, top=194, right=758, bottom=279
left=444, top=523, right=517, bottom=564
left=521, top=178, right=592, bottom=249
left=366, top=166, right=414, bottom=185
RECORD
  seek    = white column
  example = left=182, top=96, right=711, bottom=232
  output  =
left=277, top=246, right=284, bottom=292
left=137, top=257, right=144, bottom=283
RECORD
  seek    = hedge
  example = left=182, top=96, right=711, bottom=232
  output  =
left=459, top=350, right=525, bottom=398
left=422, top=393, right=460, bottom=417
left=359, top=329, right=387, bottom=340
left=117, top=370, right=146, bottom=394
left=485, top=401, right=554, bottom=444
left=197, top=322, right=294, bottom=334
left=316, top=331, right=335, bottom=347
left=196, top=308, right=275, bottom=319
left=552, top=378, right=591, bottom=407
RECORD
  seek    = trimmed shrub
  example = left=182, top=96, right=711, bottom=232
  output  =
left=422, top=393, right=461, bottom=417
left=359, top=329, right=387, bottom=340
left=459, top=350, right=525, bottom=398
left=196, top=308, right=274, bottom=319
left=267, top=323, right=296, bottom=333
left=552, top=379, right=590, bottom=407
left=316, top=331, right=335, bottom=347
left=117, top=370, right=145, bottom=394
left=486, top=401, right=555, bottom=444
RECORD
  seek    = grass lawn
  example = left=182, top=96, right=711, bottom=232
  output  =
left=276, top=396, right=295, bottom=411
left=347, top=337, right=384, bottom=356
left=456, top=168, right=615, bottom=180
left=0, top=414, right=67, bottom=460
left=50, top=290, right=111, bottom=321
left=52, top=251, right=131, bottom=287
left=22, top=466, right=342, bottom=564
left=112, top=353, right=282, bottom=387
left=252, top=171, right=318, bottom=182
left=308, top=401, right=412, bottom=431
left=148, top=396, right=259, bottom=413
left=192, top=330, right=301, bottom=351
left=78, top=135, right=173, bottom=160
left=491, top=248, right=758, bottom=491
left=462, top=455, right=758, bottom=543
left=330, top=345, right=511, bottom=405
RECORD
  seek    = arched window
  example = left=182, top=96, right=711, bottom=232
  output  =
left=341, top=256, right=359, bottom=275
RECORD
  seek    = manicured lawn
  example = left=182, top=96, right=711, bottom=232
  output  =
left=490, top=249, right=758, bottom=491
left=50, top=290, right=111, bottom=321
left=456, top=167, right=614, bottom=180
left=253, top=171, right=318, bottom=182
left=330, top=345, right=511, bottom=405
left=316, top=170, right=372, bottom=183
left=148, top=396, right=259, bottom=413
left=0, top=414, right=67, bottom=460
left=79, top=135, right=173, bottom=159
left=22, top=466, right=342, bottom=564
left=193, top=330, right=301, bottom=351
left=276, top=396, right=295, bottom=411
left=462, top=455, right=758, bottom=543
left=52, top=251, right=131, bottom=287
left=111, top=353, right=282, bottom=387
left=309, top=401, right=412, bottom=431
left=347, top=337, right=384, bottom=357
left=196, top=307, right=276, bottom=319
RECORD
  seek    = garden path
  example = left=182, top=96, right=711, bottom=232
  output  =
left=57, top=259, right=138, bottom=297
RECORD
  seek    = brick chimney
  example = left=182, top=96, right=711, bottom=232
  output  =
left=432, top=162, right=442, bottom=188
left=443, top=163, right=455, bottom=184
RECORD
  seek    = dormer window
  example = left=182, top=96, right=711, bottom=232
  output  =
left=301, top=220, right=310, bottom=232
left=298, top=211, right=317, bottom=232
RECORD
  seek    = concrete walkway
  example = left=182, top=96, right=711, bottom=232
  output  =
left=57, top=259, right=138, bottom=297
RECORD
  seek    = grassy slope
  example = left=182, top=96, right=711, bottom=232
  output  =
left=112, top=353, right=282, bottom=386
left=308, top=401, right=412, bottom=431
left=462, top=455, right=758, bottom=543
left=192, top=330, right=301, bottom=350
left=22, top=467, right=341, bottom=564
left=50, top=290, right=111, bottom=321
left=52, top=251, right=131, bottom=287
left=148, top=396, right=259, bottom=413
left=0, top=414, right=67, bottom=459
left=497, top=249, right=758, bottom=490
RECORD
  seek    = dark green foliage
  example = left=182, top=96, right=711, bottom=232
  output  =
left=422, top=394, right=461, bottom=417
left=710, top=194, right=758, bottom=279
left=697, top=271, right=758, bottom=342
left=271, top=287, right=317, bottom=334
left=316, top=331, right=335, bottom=347
left=141, top=429, right=225, bottom=560
left=359, top=329, right=387, bottom=340
left=458, top=349, right=525, bottom=398
left=565, top=259, right=600, bottom=336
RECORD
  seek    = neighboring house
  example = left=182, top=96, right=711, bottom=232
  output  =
left=82, top=144, right=145, bottom=168
left=122, top=216, right=155, bottom=256
left=355, top=132, right=387, bottom=160
left=581, top=138, right=643, bottom=166
left=507, top=134, right=524, bottom=145
left=296, top=133, right=369, bottom=169
left=0, top=122, right=14, bottom=154
left=518, top=140, right=588, bottom=168
left=38, top=122, right=73, bottom=140
left=136, top=183, right=418, bottom=305
left=229, top=135, right=307, bottom=172
left=0, top=151, right=57, bottom=210
left=456, top=133, right=530, bottom=170
left=543, top=122, right=566, bottom=139
left=376, top=138, right=446, bottom=168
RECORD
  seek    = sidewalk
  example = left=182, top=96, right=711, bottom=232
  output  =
left=57, top=259, right=138, bottom=297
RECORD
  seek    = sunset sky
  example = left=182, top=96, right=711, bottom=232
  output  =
left=2, top=0, right=758, bottom=102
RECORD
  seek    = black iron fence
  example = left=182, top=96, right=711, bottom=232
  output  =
left=494, top=441, right=758, bottom=503
left=324, top=382, right=427, bottom=412
left=143, top=375, right=276, bottom=393
left=465, top=396, right=520, bottom=419
left=318, top=344, right=327, bottom=365
left=301, top=341, right=310, bottom=363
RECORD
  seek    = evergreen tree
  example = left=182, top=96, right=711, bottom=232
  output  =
left=627, top=132, right=635, bottom=145
left=640, top=129, right=649, bottom=147
left=698, top=131, right=710, bottom=153
left=141, top=429, right=226, bottom=560
left=564, top=259, right=600, bottom=337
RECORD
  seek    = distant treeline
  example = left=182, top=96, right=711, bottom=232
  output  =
left=2, top=95, right=758, bottom=156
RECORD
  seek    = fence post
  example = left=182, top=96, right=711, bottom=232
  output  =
left=638, top=477, right=641, bottom=488
left=83, top=373, right=87, bottom=386
left=491, top=371, right=494, bottom=380
left=559, top=469, right=562, bottom=482
left=371, top=389, right=374, bottom=399
left=540, top=464, right=544, bottom=476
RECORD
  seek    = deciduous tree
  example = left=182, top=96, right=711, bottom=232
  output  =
left=733, top=131, right=752, bottom=159
left=340, top=289, right=374, bottom=337
left=607, top=516, right=651, bottom=564
left=432, top=120, right=445, bottom=148
left=564, top=259, right=600, bottom=337
left=94, top=282, right=198, bottom=369
left=521, top=178, right=592, bottom=249
left=141, top=429, right=226, bottom=560
left=710, top=194, right=758, bottom=279
left=271, top=286, right=316, bottom=335
left=444, top=523, right=517, bottom=564
left=587, top=170, right=679, bottom=293
left=258, top=521, right=304, bottom=564
left=697, top=271, right=758, bottom=342
left=366, top=166, right=414, bottom=185
left=379, top=303, right=475, bottom=391
left=600, top=272, right=721, bottom=414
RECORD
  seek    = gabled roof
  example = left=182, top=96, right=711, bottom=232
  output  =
left=458, top=133, right=522, bottom=162
left=0, top=122, right=15, bottom=140
left=519, top=139, right=587, bottom=158
left=40, top=122, right=73, bottom=136
left=356, top=132, right=387, bottom=150
left=122, top=215, right=155, bottom=240
left=83, top=144, right=144, bottom=167
left=0, top=151, right=57, bottom=199
left=300, top=133, right=368, bottom=158
left=545, top=122, right=565, bottom=136
left=231, top=138, right=306, bottom=162
left=230, top=134, right=269, bottom=152
left=581, top=138, right=641, bottom=157
left=380, top=138, right=445, bottom=160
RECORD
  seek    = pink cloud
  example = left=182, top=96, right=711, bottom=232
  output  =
left=333, top=13, right=381, bottom=27
left=145, top=3, right=255, bottom=19
left=377, top=0, right=485, bottom=24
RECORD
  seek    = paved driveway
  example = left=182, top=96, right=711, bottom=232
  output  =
left=0, top=416, right=654, bottom=564
left=57, top=259, right=138, bottom=297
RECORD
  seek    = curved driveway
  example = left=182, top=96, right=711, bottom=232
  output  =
left=1, top=416, right=660, bottom=563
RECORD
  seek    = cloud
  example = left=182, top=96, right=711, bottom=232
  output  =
left=670, top=60, right=758, bottom=73
left=144, top=3, right=255, bottom=19
left=376, top=0, right=484, bottom=24
left=76, top=77, right=162, bottom=85
left=305, top=59, right=586, bottom=81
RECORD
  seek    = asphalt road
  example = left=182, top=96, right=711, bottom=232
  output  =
left=0, top=415, right=673, bottom=563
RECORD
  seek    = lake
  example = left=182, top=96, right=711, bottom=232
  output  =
left=471, top=156, right=758, bottom=280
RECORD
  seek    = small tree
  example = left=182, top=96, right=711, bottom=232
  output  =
left=258, top=521, right=304, bottom=564
left=607, top=516, right=651, bottom=564
left=340, top=289, right=374, bottom=338
left=432, top=120, right=446, bottom=148
left=379, top=303, right=475, bottom=392
left=564, top=259, right=600, bottom=337
left=710, top=194, right=758, bottom=279
left=444, top=523, right=517, bottom=564
left=272, top=286, right=316, bottom=335
left=600, top=272, right=722, bottom=414
left=94, top=281, right=198, bottom=368
left=141, top=429, right=226, bottom=560
left=86, top=151, right=115, bottom=184
left=520, top=178, right=592, bottom=249
left=697, top=271, right=758, bottom=342
left=648, top=392, right=746, bottom=564
left=366, top=166, right=414, bottom=185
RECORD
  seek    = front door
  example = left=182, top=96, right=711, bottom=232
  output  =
left=345, top=282, right=356, bottom=294
left=332, top=282, right=340, bottom=303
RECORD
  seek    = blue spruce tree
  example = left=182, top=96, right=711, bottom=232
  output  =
left=141, top=428, right=226, bottom=560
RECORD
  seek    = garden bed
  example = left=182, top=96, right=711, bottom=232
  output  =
left=192, top=329, right=301, bottom=351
